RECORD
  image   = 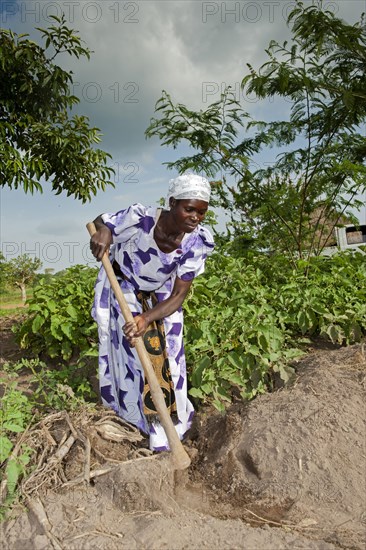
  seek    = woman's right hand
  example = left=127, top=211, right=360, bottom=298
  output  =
left=123, top=315, right=150, bottom=347
left=90, top=218, right=113, bottom=261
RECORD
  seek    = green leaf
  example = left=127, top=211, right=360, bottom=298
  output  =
left=50, top=317, right=62, bottom=340
left=226, top=373, right=246, bottom=385
left=188, top=387, right=204, bottom=398
left=0, top=436, right=13, bottom=463
left=60, top=322, right=72, bottom=339
left=347, top=321, right=362, bottom=343
left=191, top=355, right=210, bottom=387
left=297, top=311, right=308, bottom=334
left=201, top=383, right=213, bottom=395
left=32, top=314, right=45, bottom=333
left=81, top=348, right=99, bottom=357
left=66, top=304, right=78, bottom=319
left=207, top=331, right=217, bottom=346
left=279, top=364, right=295, bottom=383
left=214, top=385, right=231, bottom=402
left=212, top=399, right=225, bottom=412
left=205, top=276, right=221, bottom=289
left=326, top=324, right=340, bottom=344
left=3, top=422, right=24, bottom=433
left=227, top=352, right=242, bottom=369
left=6, top=460, right=21, bottom=495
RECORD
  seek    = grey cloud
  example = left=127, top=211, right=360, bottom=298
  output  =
left=4, top=0, right=364, bottom=161
left=2, top=0, right=365, bottom=273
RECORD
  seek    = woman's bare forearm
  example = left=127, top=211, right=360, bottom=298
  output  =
left=123, top=278, right=193, bottom=342
left=144, top=278, right=192, bottom=323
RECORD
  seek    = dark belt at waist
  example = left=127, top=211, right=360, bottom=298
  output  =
left=112, top=260, right=126, bottom=279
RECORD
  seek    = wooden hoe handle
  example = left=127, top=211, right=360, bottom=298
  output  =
left=87, top=222, right=191, bottom=470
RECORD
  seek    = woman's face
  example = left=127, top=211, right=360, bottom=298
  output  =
left=169, top=198, right=208, bottom=233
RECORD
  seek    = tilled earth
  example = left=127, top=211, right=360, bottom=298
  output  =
left=1, top=315, right=365, bottom=549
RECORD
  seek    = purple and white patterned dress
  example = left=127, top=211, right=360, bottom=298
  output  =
left=92, top=203, right=214, bottom=451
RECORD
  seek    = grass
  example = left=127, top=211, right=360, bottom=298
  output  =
left=0, top=308, right=25, bottom=317
left=0, top=288, right=33, bottom=311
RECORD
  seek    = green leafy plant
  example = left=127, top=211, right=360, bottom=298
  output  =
left=184, top=254, right=301, bottom=409
left=0, top=356, right=96, bottom=519
left=22, top=357, right=96, bottom=411
left=0, top=15, right=113, bottom=200
left=184, top=250, right=366, bottom=410
left=13, top=253, right=365, bottom=414
left=0, top=369, right=34, bottom=518
left=279, top=251, right=366, bottom=345
left=15, top=265, right=98, bottom=361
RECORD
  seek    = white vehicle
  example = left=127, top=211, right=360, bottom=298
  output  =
left=322, top=224, right=366, bottom=255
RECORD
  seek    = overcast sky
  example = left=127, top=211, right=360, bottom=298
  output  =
left=1, top=0, right=365, bottom=271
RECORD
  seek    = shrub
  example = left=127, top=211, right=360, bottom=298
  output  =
left=15, top=265, right=98, bottom=361
left=14, top=253, right=365, bottom=410
left=184, top=250, right=366, bottom=409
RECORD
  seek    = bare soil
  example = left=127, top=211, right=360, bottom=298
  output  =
left=1, top=315, right=365, bottom=550
left=0, top=315, right=29, bottom=365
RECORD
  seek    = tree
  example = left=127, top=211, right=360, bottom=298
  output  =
left=4, top=254, right=42, bottom=303
left=146, top=1, right=366, bottom=264
left=0, top=251, right=7, bottom=293
left=0, top=15, right=113, bottom=202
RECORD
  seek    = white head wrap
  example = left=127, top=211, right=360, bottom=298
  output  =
left=165, top=173, right=211, bottom=209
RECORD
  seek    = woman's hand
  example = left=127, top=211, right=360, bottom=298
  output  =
left=90, top=217, right=113, bottom=261
left=123, top=314, right=150, bottom=347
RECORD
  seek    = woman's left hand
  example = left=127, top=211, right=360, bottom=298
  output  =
left=123, top=315, right=149, bottom=347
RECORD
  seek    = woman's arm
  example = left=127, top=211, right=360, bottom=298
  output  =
left=90, top=215, right=113, bottom=261
left=123, top=277, right=193, bottom=344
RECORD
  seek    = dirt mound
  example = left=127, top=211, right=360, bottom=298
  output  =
left=1, top=343, right=365, bottom=549
left=189, top=344, right=366, bottom=549
left=2, top=458, right=337, bottom=550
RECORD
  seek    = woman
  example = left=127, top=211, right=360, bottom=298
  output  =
left=90, top=173, right=214, bottom=451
